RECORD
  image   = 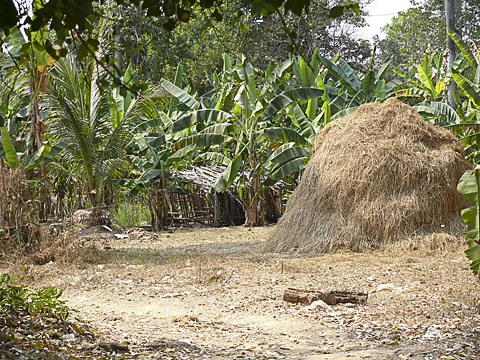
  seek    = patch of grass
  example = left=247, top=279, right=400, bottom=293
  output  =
left=112, top=202, right=151, bottom=228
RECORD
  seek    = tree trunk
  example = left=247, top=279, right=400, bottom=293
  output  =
left=114, top=8, right=123, bottom=78
left=29, top=68, right=51, bottom=221
left=445, top=0, right=457, bottom=109
left=243, top=175, right=266, bottom=227
left=150, top=183, right=169, bottom=231
left=29, top=68, right=48, bottom=156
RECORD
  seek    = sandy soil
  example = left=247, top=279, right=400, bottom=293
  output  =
left=11, top=226, right=480, bottom=359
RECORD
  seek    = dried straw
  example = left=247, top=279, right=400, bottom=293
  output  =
left=264, top=98, right=471, bottom=253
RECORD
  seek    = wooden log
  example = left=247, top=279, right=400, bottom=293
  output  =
left=283, top=288, right=368, bottom=305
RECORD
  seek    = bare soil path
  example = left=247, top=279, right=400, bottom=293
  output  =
left=15, top=226, right=480, bottom=359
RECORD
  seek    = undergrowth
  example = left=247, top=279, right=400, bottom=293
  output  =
left=0, top=167, right=103, bottom=266
left=0, top=273, right=71, bottom=320
left=0, top=168, right=44, bottom=258
left=0, top=273, right=95, bottom=359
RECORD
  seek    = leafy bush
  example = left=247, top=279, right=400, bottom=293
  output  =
left=0, top=273, right=71, bottom=321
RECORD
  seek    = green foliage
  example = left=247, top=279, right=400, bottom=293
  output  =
left=42, top=51, right=163, bottom=210
left=376, top=7, right=444, bottom=71
left=457, top=168, right=480, bottom=275
left=1, top=0, right=358, bottom=97
left=0, top=126, right=69, bottom=171
left=0, top=273, right=71, bottom=321
left=162, top=54, right=319, bottom=226
left=429, top=32, right=480, bottom=162
left=0, top=126, right=19, bottom=168
left=244, top=0, right=370, bottom=71
left=377, top=0, right=480, bottom=71
left=393, top=51, right=450, bottom=102
left=115, top=4, right=251, bottom=92
left=314, top=49, right=393, bottom=121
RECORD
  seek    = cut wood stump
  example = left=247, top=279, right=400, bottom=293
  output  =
left=283, top=288, right=368, bottom=305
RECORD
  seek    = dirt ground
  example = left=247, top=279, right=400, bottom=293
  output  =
left=7, top=225, right=480, bottom=359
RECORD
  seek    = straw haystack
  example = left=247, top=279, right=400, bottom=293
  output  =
left=265, top=98, right=471, bottom=253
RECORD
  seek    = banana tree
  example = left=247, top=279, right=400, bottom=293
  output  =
left=1, top=23, right=64, bottom=218
left=393, top=52, right=448, bottom=102
left=0, top=126, right=68, bottom=170
left=116, top=64, right=201, bottom=230
left=438, top=34, right=480, bottom=162
left=127, top=111, right=197, bottom=230
left=457, top=166, right=480, bottom=275
left=315, top=48, right=393, bottom=121
left=291, top=50, right=342, bottom=131
left=128, top=136, right=188, bottom=231
left=165, top=55, right=322, bottom=226
left=0, top=35, right=30, bottom=135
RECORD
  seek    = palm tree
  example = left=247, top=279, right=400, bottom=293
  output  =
left=42, top=55, right=161, bottom=223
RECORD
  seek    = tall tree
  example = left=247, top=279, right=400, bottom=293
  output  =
left=377, top=0, right=479, bottom=71
left=444, top=0, right=456, bottom=108
left=245, top=0, right=371, bottom=71
left=375, top=7, right=444, bottom=71
left=109, top=2, right=249, bottom=93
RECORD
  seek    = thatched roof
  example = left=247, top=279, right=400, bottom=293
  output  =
left=174, top=166, right=286, bottom=193
left=175, top=166, right=225, bottom=189
left=264, top=98, right=471, bottom=253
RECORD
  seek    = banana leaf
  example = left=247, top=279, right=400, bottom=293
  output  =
left=451, top=69, right=480, bottom=108
left=199, top=123, right=234, bottom=134
left=317, top=55, right=359, bottom=96
left=214, top=151, right=243, bottom=192
left=375, top=55, right=392, bottom=83
left=331, top=106, right=358, bottom=121
left=416, top=62, right=435, bottom=97
left=264, top=157, right=306, bottom=186
left=167, top=144, right=197, bottom=165
left=261, top=59, right=293, bottom=96
left=160, top=78, right=199, bottom=110
left=448, top=30, right=478, bottom=68
left=260, top=88, right=324, bottom=121
left=0, top=126, right=19, bottom=169
left=256, top=127, right=308, bottom=145
left=268, top=146, right=308, bottom=165
left=172, top=109, right=233, bottom=132
left=376, top=80, right=385, bottom=102
left=458, top=168, right=480, bottom=274
left=177, top=133, right=228, bottom=148
left=414, top=101, right=461, bottom=124
left=194, top=152, right=231, bottom=166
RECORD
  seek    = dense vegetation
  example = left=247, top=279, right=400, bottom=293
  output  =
left=2, top=2, right=480, bottom=357
left=1, top=1, right=480, bottom=269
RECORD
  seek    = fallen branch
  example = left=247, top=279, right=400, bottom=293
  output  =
left=283, top=288, right=368, bottom=305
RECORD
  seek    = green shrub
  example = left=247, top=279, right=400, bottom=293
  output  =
left=0, top=273, right=71, bottom=321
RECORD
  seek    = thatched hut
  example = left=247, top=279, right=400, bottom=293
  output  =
left=264, top=98, right=471, bottom=253
left=169, top=167, right=287, bottom=226
left=169, top=167, right=245, bottom=226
